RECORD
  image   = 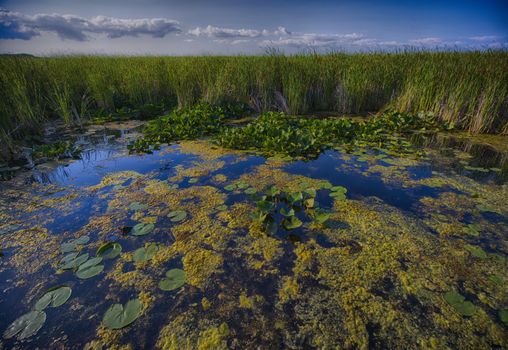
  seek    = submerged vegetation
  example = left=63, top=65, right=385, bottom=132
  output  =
left=1, top=51, right=507, bottom=159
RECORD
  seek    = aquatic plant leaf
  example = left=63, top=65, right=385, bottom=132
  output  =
left=73, top=236, right=90, bottom=245
left=224, top=184, right=237, bottom=191
left=319, top=182, right=332, bottom=189
left=3, top=310, right=46, bottom=340
left=103, top=299, right=142, bottom=330
left=35, top=286, right=72, bottom=311
left=188, top=177, right=199, bottom=184
left=133, top=243, right=158, bottom=263
left=96, top=242, right=122, bottom=260
left=167, top=210, right=187, bottom=222
left=465, top=245, right=487, bottom=259
left=265, top=186, right=280, bottom=197
left=256, top=200, right=274, bottom=213
left=443, top=291, right=475, bottom=316
left=280, top=208, right=295, bottom=217
left=129, top=202, right=148, bottom=211
left=499, top=309, right=508, bottom=326
left=289, top=192, right=303, bottom=204
left=304, top=198, right=315, bottom=208
left=304, top=188, right=316, bottom=198
left=60, top=253, right=89, bottom=270
left=216, top=204, right=228, bottom=211
left=132, top=222, right=154, bottom=236
left=313, top=210, right=331, bottom=224
left=329, top=191, right=346, bottom=200
left=283, top=216, right=302, bottom=230
left=75, top=257, right=104, bottom=279
left=330, top=186, right=347, bottom=193
left=159, top=268, right=186, bottom=291
left=244, top=187, right=257, bottom=195
left=236, top=182, right=249, bottom=189
left=475, top=204, right=500, bottom=214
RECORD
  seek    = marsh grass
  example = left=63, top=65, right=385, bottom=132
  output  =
left=1, top=51, right=507, bottom=150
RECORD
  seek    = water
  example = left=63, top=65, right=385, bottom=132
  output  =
left=0, top=126, right=507, bottom=349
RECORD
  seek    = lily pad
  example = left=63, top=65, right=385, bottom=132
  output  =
left=465, top=224, right=480, bottom=237
left=132, top=222, right=154, bottom=236
left=60, top=253, right=89, bottom=270
left=159, top=268, right=186, bottom=291
left=35, top=286, right=72, bottom=311
left=103, top=299, right=142, bottom=330
left=215, top=204, right=228, bottom=211
left=3, top=310, right=46, bottom=340
left=475, top=203, right=500, bottom=214
left=188, top=177, right=199, bottom=184
left=61, top=236, right=90, bottom=253
left=97, top=242, right=122, bottom=260
left=236, top=182, right=249, bottom=189
left=443, top=291, right=475, bottom=316
left=280, top=208, right=295, bottom=217
left=304, top=198, right=315, bottom=208
left=244, top=187, right=257, bottom=195
left=465, top=245, right=487, bottom=259
left=304, top=188, right=316, bottom=198
left=265, top=186, right=281, bottom=197
left=224, top=184, right=237, bottom=191
left=133, top=243, right=158, bottom=263
left=129, top=202, right=148, bottom=211
left=289, top=192, right=303, bottom=204
left=499, top=309, right=508, bottom=326
left=313, top=210, right=331, bottom=224
left=75, top=257, right=104, bottom=279
left=330, top=185, right=347, bottom=194
left=283, top=216, right=303, bottom=230
left=167, top=210, right=187, bottom=223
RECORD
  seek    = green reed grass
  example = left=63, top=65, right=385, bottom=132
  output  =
left=0, top=51, right=507, bottom=148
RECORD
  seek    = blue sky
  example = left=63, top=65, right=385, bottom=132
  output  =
left=0, top=0, right=507, bottom=55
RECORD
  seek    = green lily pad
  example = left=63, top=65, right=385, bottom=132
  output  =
left=3, top=311, right=46, bottom=340
left=283, top=216, right=303, bottom=230
left=133, top=243, right=158, bottom=263
left=167, top=210, right=187, bottom=223
left=304, top=188, right=316, bottom=198
left=236, top=182, right=249, bottom=189
left=256, top=200, right=274, bottom=212
left=35, top=286, right=72, bottom=311
left=132, top=222, right=154, bottom=236
left=215, top=205, right=228, bottom=211
left=60, top=253, right=89, bottom=270
left=319, top=181, right=333, bottom=189
left=279, top=208, right=295, bottom=217
left=75, top=257, right=104, bottom=279
left=129, top=202, right=148, bottom=211
left=475, top=203, right=500, bottom=214
left=304, top=198, right=315, bottom=208
left=499, top=309, right=508, bottom=326
left=465, top=224, right=480, bottom=237
left=265, top=186, right=281, bottom=197
left=329, top=191, right=346, bottom=200
left=188, top=177, right=199, bottom=184
left=103, top=299, right=142, bottom=330
left=289, top=192, right=303, bottom=204
left=330, top=185, right=347, bottom=193
left=224, top=184, right=237, bottom=191
left=465, top=245, right=487, bottom=259
left=313, top=210, right=331, bottom=224
left=97, top=242, right=122, bottom=260
left=244, top=187, right=257, bottom=195
left=61, top=236, right=90, bottom=253
left=443, top=291, right=475, bottom=316
left=159, top=268, right=186, bottom=291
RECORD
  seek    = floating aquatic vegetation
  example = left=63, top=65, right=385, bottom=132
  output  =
left=443, top=291, right=476, bottom=316
left=61, top=235, right=90, bottom=253
left=465, top=245, right=487, bottom=259
left=129, top=202, right=148, bottom=211
left=244, top=187, right=257, bottom=195
left=159, top=268, right=186, bottom=291
left=500, top=309, right=508, bottom=326
left=60, top=253, right=89, bottom=270
left=96, top=242, right=122, bottom=260
left=215, top=204, right=227, bottom=211
left=283, top=216, right=302, bottom=230
left=132, top=222, right=154, bottom=236
left=133, top=243, right=159, bottom=263
left=167, top=210, right=187, bottom=223
left=103, top=299, right=142, bottom=330
left=76, top=257, right=104, bottom=279
left=34, top=286, right=72, bottom=310
left=188, top=177, right=199, bottom=184
left=3, top=311, right=46, bottom=340
left=329, top=186, right=347, bottom=200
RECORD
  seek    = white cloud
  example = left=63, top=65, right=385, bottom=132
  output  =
left=188, top=25, right=264, bottom=38
left=408, top=37, right=443, bottom=45
left=0, top=8, right=181, bottom=41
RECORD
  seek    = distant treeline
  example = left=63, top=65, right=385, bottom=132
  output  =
left=1, top=51, right=507, bottom=145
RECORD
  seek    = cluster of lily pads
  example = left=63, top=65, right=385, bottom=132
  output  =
left=3, top=285, right=72, bottom=340
left=226, top=180, right=348, bottom=236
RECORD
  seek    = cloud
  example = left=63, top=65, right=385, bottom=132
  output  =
left=408, top=37, right=443, bottom=45
left=468, top=35, right=499, bottom=42
left=0, top=8, right=181, bottom=41
left=188, top=25, right=265, bottom=38
left=259, top=32, right=368, bottom=48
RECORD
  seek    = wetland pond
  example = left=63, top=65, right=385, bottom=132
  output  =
left=0, top=120, right=507, bottom=349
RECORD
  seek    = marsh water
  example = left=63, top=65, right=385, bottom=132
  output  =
left=0, top=121, right=507, bottom=349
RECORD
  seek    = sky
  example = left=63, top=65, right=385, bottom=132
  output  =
left=0, top=0, right=507, bottom=55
